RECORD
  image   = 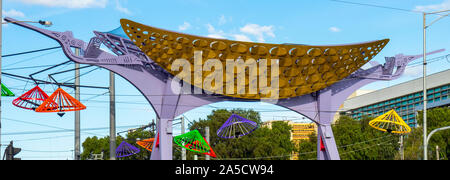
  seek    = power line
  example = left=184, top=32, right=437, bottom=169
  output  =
left=2, top=46, right=61, bottom=58
left=3, top=49, right=61, bottom=68
left=21, top=149, right=72, bottom=153
left=2, top=64, right=66, bottom=71
left=329, top=0, right=423, bottom=14
left=2, top=117, right=104, bottom=137
left=1, top=125, right=142, bottom=136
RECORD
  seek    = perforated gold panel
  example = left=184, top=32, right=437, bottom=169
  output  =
left=120, top=19, right=389, bottom=100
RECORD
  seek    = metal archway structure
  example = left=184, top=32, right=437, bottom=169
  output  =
left=6, top=17, right=444, bottom=160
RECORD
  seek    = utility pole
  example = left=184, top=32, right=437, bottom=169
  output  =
left=0, top=0, right=3, bottom=160
left=436, top=145, right=440, bottom=160
left=422, top=12, right=428, bottom=161
left=399, top=135, right=404, bottom=160
left=422, top=9, right=450, bottom=160
left=181, top=116, right=186, bottom=160
left=205, top=126, right=210, bottom=160
left=109, top=71, right=116, bottom=160
left=74, top=48, right=81, bottom=160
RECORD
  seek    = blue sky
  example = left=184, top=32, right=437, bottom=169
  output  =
left=1, top=0, right=449, bottom=159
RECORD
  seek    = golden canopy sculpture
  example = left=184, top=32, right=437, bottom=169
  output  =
left=120, top=19, right=389, bottom=100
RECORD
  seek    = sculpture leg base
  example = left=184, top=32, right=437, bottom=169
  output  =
left=151, top=118, right=173, bottom=160
left=317, top=124, right=340, bottom=160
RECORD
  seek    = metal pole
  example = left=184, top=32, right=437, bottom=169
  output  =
left=0, top=0, right=3, bottom=160
left=423, top=12, right=428, bottom=160
left=400, top=135, right=404, bottom=160
left=205, top=126, right=210, bottom=160
left=109, top=71, right=116, bottom=160
left=181, top=116, right=186, bottom=160
left=74, top=49, right=81, bottom=160
left=426, top=126, right=450, bottom=149
left=436, top=145, right=439, bottom=160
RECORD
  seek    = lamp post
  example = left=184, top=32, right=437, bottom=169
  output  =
left=422, top=9, right=450, bottom=160
left=0, top=7, right=53, bottom=159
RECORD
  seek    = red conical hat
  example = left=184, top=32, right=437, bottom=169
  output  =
left=12, top=86, right=50, bottom=111
left=35, top=88, right=86, bottom=113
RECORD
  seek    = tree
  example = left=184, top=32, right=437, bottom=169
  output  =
left=81, top=129, right=155, bottom=160
left=296, top=115, right=399, bottom=160
left=179, top=109, right=295, bottom=160
left=410, top=107, right=450, bottom=160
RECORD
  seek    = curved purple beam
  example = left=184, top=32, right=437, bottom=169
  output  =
left=6, top=17, right=444, bottom=160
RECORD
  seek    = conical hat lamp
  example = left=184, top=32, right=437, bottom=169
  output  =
left=174, top=130, right=216, bottom=158
left=1, top=83, right=15, bottom=97
left=217, top=114, right=258, bottom=139
left=12, top=86, right=49, bottom=111
left=136, top=138, right=155, bottom=152
left=369, top=109, right=411, bottom=134
left=116, top=141, right=140, bottom=158
left=35, top=88, right=86, bottom=117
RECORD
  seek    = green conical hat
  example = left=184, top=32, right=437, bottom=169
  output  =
left=1, top=83, right=15, bottom=97
left=173, top=130, right=210, bottom=153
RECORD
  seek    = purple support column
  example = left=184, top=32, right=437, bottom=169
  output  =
left=316, top=89, right=340, bottom=160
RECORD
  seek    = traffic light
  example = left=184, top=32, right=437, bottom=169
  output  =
left=3, top=141, right=21, bottom=160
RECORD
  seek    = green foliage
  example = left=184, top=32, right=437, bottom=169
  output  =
left=296, top=115, right=399, bottom=160
left=410, top=107, right=450, bottom=160
left=81, top=129, right=155, bottom=160
left=295, top=133, right=317, bottom=160
left=179, top=109, right=295, bottom=160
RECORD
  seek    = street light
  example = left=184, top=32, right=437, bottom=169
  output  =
left=0, top=13, right=53, bottom=160
left=422, top=9, right=450, bottom=160
left=2, top=20, right=53, bottom=27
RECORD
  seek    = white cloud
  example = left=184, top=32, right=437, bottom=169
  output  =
left=204, top=23, right=276, bottom=42
left=178, top=22, right=191, bottom=31
left=206, top=24, right=226, bottom=39
left=218, top=15, right=232, bottom=26
left=18, top=0, right=108, bottom=8
left=239, top=24, right=275, bottom=42
left=115, top=0, right=131, bottom=14
left=2, top=9, right=26, bottom=18
left=404, top=65, right=422, bottom=77
left=219, top=15, right=227, bottom=25
left=329, top=26, right=341, bottom=32
left=232, top=34, right=252, bottom=42
left=414, top=0, right=450, bottom=12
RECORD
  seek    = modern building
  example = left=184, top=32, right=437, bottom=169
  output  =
left=340, top=69, right=450, bottom=127
left=263, top=120, right=316, bottom=160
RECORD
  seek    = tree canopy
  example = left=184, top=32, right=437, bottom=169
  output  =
left=177, top=109, right=295, bottom=160
left=406, top=107, right=450, bottom=160
left=296, top=115, right=399, bottom=160
left=81, top=128, right=154, bottom=160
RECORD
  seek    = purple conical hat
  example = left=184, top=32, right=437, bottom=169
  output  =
left=217, top=114, right=258, bottom=139
left=116, top=141, right=140, bottom=158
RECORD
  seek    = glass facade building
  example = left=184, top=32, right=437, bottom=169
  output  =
left=341, top=70, right=450, bottom=128
left=346, top=84, right=450, bottom=127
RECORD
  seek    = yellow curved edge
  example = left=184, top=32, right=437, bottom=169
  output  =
left=120, top=19, right=390, bottom=100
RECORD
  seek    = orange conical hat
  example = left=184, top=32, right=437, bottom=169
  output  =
left=136, top=138, right=155, bottom=152
left=35, top=88, right=86, bottom=113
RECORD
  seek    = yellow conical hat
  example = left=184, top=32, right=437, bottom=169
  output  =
left=369, top=109, right=411, bottom=134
